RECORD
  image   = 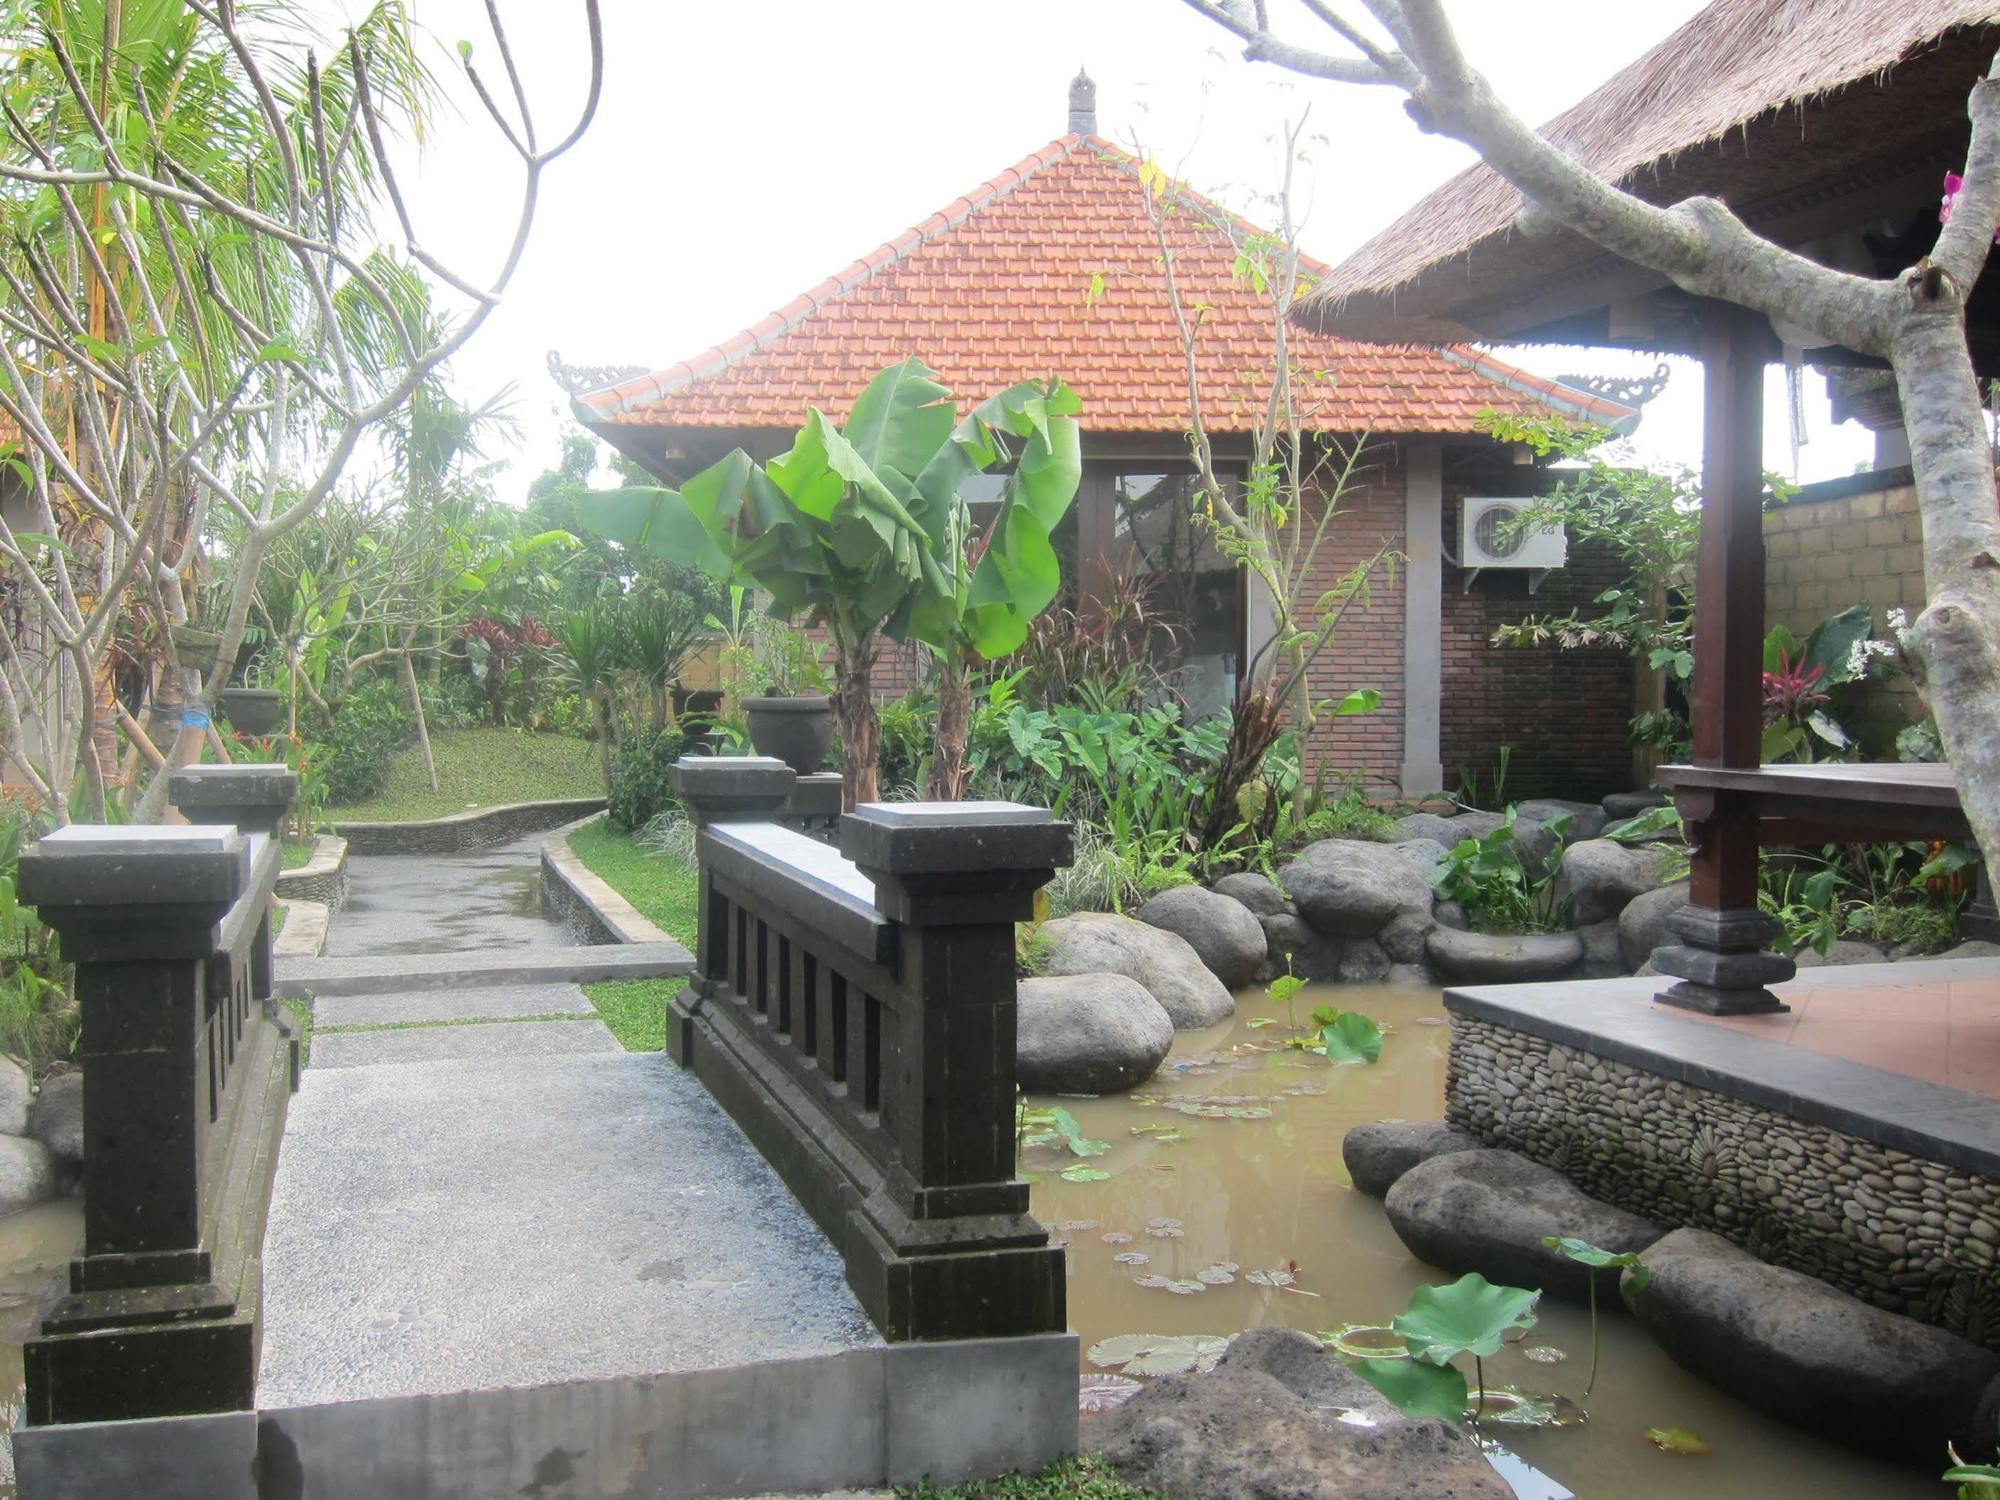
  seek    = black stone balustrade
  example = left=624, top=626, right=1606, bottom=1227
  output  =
left=670, top=756, right=1071, bottom=1341
left=15, top=766, right=300, bottom=1425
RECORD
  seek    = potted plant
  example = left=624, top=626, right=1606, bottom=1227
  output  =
left=218, top=669, right=283, bottom=737
left=742, top=619, right=834, bottom=776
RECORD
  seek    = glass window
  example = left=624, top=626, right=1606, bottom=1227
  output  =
left=1106, top=471, right=1239, bottom=720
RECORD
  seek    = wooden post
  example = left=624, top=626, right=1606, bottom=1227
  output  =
left=1654, top=302, right=1794, bottom=1014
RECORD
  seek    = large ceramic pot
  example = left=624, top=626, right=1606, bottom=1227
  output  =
left=218, top=687, right=283, bottom=737
left=744, top=693, right=834, bottom=776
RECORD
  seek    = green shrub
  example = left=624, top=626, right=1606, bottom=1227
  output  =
left=420, top=674, right=483, bottom=732
left=609, top=726, right=699, bottom=831
left=314, top=679, right=413, bottom=805
left=877, top=691, right=934, bottom=796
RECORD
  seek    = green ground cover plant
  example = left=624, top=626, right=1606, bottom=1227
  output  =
left=566, top=817, right=701, bottom=1051
left=330, top=730, right=602, bottom=821
left=900, top=1457, right=1164, bottom=1500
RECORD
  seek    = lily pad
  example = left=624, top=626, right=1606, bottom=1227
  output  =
left=1101, top=1231, right=1134, bottom=1245
left=1148, top=1218, right=1183, bottom=1230
left=1246, top=1267, right=1297, bottom=1288
left=1317, top=1010, right=1385, bottom=1065
left=1393, top=1273, right=1540, bottom=1365
left=1321, top=1323, right=1403, bottom=1359
left=1113, top=1252, right=1151, bottom=1266
left=1086, top=1333, right=1230, bottom=1377
left=1147, top=1225, right=1186, bottom=1239
left=1645, top=1425, right=1711, bottom=1455
left=1351, top=1355, right=1467, bottom=1421
left=1195, top=1264, right=1237, bottom=1285
left=1061, top=1166, right=1110, bottom=1183
left=1078, top=1373, right=1142, bottom=1413
left=1224, top=1105, right=1273, bottom=1120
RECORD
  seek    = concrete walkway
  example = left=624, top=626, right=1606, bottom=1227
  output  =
left=255, top=829, right=882, bottom=1413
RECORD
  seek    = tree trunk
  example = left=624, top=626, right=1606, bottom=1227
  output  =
left=402, top=644, right=437, bottom=794
left=592, top=684, right=614, bottom=795
left=1893, top=298, right=2000, bottom=871
left=834, top=640, right=881, bottom=811
left=927, top=647, right=972, bottom=801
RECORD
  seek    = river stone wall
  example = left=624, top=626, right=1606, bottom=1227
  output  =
left=335, top=797, right=605, bottom=854
left=1448, top=1014, right=2000, bottom=1349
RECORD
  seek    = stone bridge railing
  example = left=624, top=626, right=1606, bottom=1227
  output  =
left=672, top=756, right=1070, bottom=1341
left=16, top=764, right=299, bottom=1426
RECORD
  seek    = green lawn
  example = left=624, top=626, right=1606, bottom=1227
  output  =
left=329, top=729, right=604, bottom=822
left=566, top=817, right=699, bottom=1052
left=281, top=840, right=316, bottom=869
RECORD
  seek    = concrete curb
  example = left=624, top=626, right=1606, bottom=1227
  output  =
left=539, top=814, right=673, bottom=947
left=274, top=943, right=693, bottom=999
left=333, top=796, right=606, bottom=855
left=274, top=833, right=347, bottom=910
left=272, top=897, right=330, bottom=959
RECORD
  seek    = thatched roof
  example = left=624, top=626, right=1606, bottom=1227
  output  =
left=1302, top=0, right=2000, bottom=345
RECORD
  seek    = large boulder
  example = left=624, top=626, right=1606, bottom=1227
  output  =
left=1384, top=1149, right=1661, bottom=1300
left=1039, top=912, right=1235, bottom=1029
left=1377, top=909, right=1436, bottom=965
left=1088, top=1326, right=1510, bottom=1500
left=1573, top=919, right=1626, bottom=980
left=1515, top=798, right=1608, bottom=843
left=0, top=1135, right=54, bottom=1215
left=1931, top=940, right=2000, bottom=960
left=1261, top=914, right=1342, bottom=983
left=1618, top=880, right=1691, bottom=970
left=1211, top=871, right=1292, bottom=918
left=1601, top=788, right=1668, bottom=820
left=1793, top=939, right=1889, bottom=968
left=1423, top=927, right=1582, bottom=985
left=1395, top=810, right=1555, bottom=866
left=1626, top=1228, right=2000, bottom=1457
left=1342, top=1121, right=1483, bottom=1198
left=28, top=1071, right=82, bottom=1169
left=1563, top=838, right=1676, bottom=925
left=0, top=1057, right=30, bottom=1138
left=1337, top=937, right=1391, bottom=985
left=1017, top=975, right=1174, bottom=1095
left=1282, top=839, right=1440, bottom=939
left=1137, top=886, right=1268, bottom=990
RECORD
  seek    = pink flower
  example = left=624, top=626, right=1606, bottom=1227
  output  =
left=1939, top=170, right=2000, bottom=242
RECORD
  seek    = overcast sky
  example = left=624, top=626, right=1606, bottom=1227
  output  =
left=381, top=0, right=1876, bottom=493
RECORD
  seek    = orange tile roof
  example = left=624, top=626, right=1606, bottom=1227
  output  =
left=575, top=136, right=1634, bottom=437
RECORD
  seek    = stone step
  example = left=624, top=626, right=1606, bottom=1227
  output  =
left=276, top=941, right=692, bottom=998
left=314, top=982, right=598, bottom=1030
left=309, top=1016, right=621, bottom=1070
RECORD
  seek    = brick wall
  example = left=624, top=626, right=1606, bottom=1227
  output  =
left=1294, top=451, right=1408, bottom=789
left=1763, top=472, right=1924, bottom=755
left=1438, top=486, right=1636, bottom=803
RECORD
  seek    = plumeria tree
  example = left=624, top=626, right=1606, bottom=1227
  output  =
left=0, top=0, right=602, bottom=821
left=1176, top=0, right=2000, bottom=874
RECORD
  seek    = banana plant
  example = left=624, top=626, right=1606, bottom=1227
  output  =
left=576, top=359, right=1081, bottom=808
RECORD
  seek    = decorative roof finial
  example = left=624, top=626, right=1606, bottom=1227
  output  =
left=1068, top=68, right=1097, bottom=137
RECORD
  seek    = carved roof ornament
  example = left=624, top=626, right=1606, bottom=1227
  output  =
left=546, top=349, right=647, bottom=396
left=1555, top=362, right=1672, bottom=411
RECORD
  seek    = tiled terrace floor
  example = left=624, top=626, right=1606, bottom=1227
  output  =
left=1690, top=969, right=2000, bottom=1100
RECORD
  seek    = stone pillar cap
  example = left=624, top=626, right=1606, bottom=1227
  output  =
left=839, top=801, right=1072, bottom=875
left=18, top=823, right=249, bottom=907
left=170, top=764, right=299, bottom=807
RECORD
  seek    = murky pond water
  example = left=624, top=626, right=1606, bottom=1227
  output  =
left=1024, top=985, right=1939, bottom=1499
left=0, top=1198, right=84, bottom=1497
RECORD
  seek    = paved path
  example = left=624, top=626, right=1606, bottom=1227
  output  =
left=257, top=827, right=876, bottom=1410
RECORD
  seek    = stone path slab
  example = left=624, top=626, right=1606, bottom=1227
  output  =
left=259, top=1050, right=880, bottom=1407
left=310, top=1016, right=621, bottom=1070
left=314, top=982, right=597, bottom=1030
left=275, top=941, right=691, bottom=997
left=324, top=830, right=569, bottom=957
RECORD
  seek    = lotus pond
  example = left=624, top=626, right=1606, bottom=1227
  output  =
left=1021, top=983, right=1940, bottom=1499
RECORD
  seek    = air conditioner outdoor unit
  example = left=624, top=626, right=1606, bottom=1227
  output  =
left=1461, top=497, right=1567, bottom=571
